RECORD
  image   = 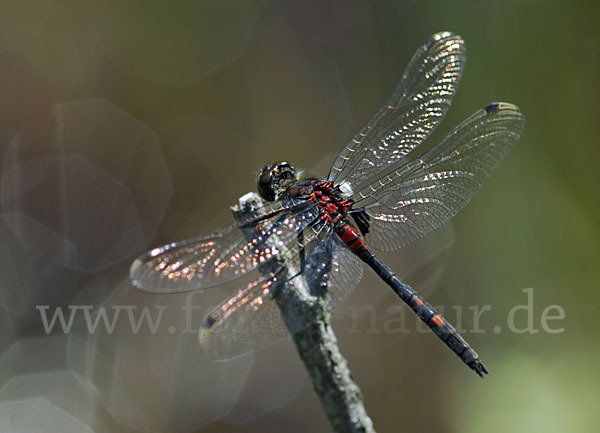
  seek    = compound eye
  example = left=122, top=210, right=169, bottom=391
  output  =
left=275, top=162, right=296, bottom=180
left=257, top=165, right=275, bottom=201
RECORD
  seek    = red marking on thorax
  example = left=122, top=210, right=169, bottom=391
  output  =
left=291, top=180, right=363, bottom=252
left=325, top=203, right=338, bottom=214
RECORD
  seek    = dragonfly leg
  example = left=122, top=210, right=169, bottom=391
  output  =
left=298, top=230, right=306, bottom=274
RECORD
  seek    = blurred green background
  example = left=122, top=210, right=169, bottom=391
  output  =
left=0, top=1, right=598, bottom=432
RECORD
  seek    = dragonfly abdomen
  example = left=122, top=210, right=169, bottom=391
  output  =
left=355, top=247, right=488, bottom=377
left=335, top=224, right=366, bottom=253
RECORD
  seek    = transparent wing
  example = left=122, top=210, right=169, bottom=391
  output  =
left=351, top=102, right=525, bottom=251
left=328, top=32, right=466, bottom=188
left=199, top=228, right=363, bottom=359
left=198, top=264, right=292, bottom=360
left=130, top=200, right=319, bottom=293
left=325, top=237, right=364, bottom=311
left=296, top=227, right=364, bottom=316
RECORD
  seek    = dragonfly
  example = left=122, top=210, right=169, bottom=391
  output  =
left=130, top=32, right=525, bottom=377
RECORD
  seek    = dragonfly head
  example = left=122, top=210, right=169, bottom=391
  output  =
left=257, top=162, right=298, bottom=201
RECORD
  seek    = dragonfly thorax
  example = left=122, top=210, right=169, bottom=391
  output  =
left=286, top=179, right=353, bottom=229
